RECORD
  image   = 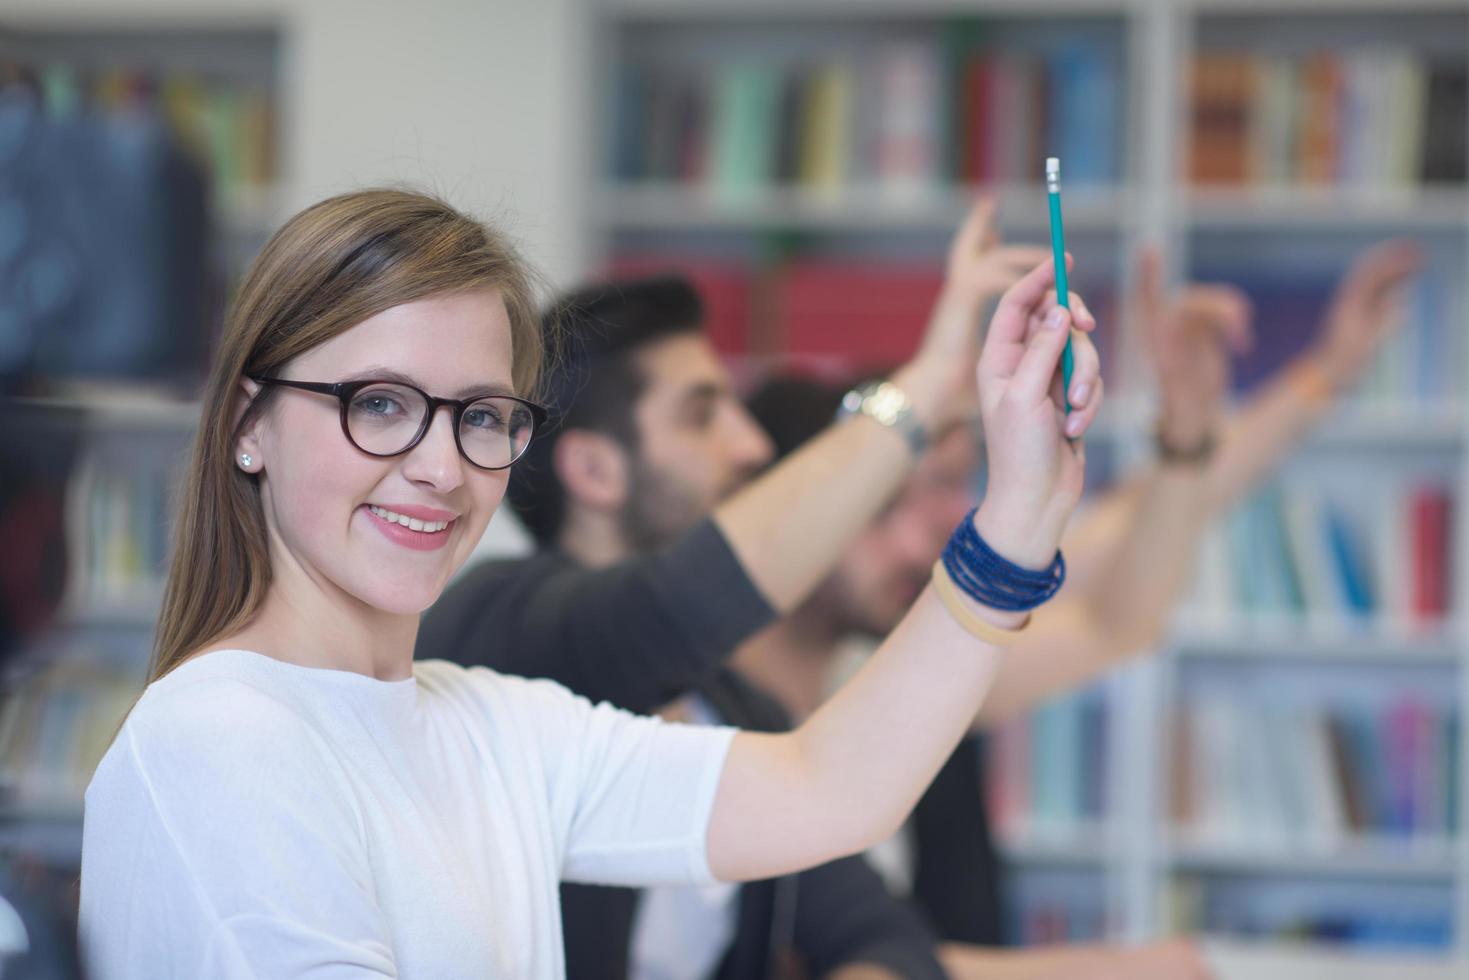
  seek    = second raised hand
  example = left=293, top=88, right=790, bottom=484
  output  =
left=973, top=257, right=1103, bottom=569
left=896, top=197, right=1050, bottom=431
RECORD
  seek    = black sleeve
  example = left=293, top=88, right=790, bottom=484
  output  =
left=910, top=736, right=1008, bottom=945
left=417, top=518, right=775, bottom=713
left=789, top=856, right=949, bottom=980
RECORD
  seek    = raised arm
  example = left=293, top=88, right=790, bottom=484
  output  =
left=707, top=256, right=1104, bottom=881
left=1204, top=239, right=1421, bottom=513
left=1063, top=241, right=1421, bottom=576
left=973, top=241, right=1423, bottom=725
left=974, top=250, right=1247, bottom=723
left=715, top=199, right=1054, bottom=611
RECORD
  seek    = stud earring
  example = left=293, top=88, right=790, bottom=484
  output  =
left=240, top=453, right=254, bottom=468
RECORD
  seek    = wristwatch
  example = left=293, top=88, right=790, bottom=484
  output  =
left=836, top=380, right=928, bottom=458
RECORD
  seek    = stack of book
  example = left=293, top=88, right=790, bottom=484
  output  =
left=60, top=451, right=176, bottom=618
left=10, top=59, right=277, bottom=195
left=988, top=690, right=1110, bottom=837
left=612, top=35, right=1121, bottom=193
left=0, top=652, right=143, bottom=812
left=1169, top=877, right=1453, bottom=950
left=1190, top=50, right=1467, bottom=187
left=1170, top=691, right=1459, bottom=849
left=1183, top=482, right=1455, bottom=631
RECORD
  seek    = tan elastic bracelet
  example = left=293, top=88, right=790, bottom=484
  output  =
left=1288, top=358, right=1336, bottom=408
left=930, top=560, right=1031, bottom=646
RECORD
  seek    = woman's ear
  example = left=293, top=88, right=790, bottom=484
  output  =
left=233, top=377, right=264, bottom=474
left=553, top=429, right=629, bottom=516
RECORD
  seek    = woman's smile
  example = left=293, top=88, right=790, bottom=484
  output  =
left=362, top=503, right=459, bottom=551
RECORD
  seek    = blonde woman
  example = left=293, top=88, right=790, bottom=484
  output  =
left=79, top=189, right=1102, bottom=978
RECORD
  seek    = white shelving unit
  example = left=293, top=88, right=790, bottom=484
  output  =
left=585, top=0, right=1469, bottom=958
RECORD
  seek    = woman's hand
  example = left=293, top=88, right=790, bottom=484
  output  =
left=971, top=256, right=1102, bottom=568
left=895, top=197, right=1050, bottom=431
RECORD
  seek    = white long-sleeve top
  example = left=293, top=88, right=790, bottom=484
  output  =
left=80, top=649, right=734, bottom=979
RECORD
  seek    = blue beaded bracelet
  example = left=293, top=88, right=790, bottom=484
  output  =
left=941, top=507, right=1065, bottom=612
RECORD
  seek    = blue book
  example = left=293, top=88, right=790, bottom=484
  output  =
left=611, top=64, right=646, bottom=180
left=1049, top=42, right=1118, bottom=185
left=1325, top=508, right=1375, bottom=615
left=1031, top=696, right=1082, bottom=826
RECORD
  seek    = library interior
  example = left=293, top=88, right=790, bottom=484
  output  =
left=2, top=1, right=1468, bottom=978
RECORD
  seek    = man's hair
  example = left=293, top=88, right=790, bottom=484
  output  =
left=508, top=275, right=704, bottom=545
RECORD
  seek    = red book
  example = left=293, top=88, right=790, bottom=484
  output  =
left=1410, top=487, right=1452, bottom=622
left=773, top=260, right=945, bottom=373
left=607, top=256, right=751, bottom=357
left=961, top=56, right=994, bottom=184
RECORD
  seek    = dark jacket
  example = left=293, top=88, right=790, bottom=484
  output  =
left=554, top=668, right=947, bottom=980
left=418, top=519, right=1006, bottom=972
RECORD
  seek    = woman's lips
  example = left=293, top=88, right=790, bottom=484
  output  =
left=362, top=504, right=456, bottom=552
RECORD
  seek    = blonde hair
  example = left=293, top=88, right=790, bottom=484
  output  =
left=150, top=189, right=542, bottom=682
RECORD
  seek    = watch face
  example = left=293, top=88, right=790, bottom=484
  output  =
left=866, top=383, right=907, bottom=427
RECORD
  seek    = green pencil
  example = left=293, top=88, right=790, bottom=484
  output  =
left=1045, top=156, right=1075, bottom=413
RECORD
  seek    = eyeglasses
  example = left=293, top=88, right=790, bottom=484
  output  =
left=249, top=376, right=547, bottom=471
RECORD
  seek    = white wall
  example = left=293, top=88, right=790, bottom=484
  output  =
left=286, top=0, right=588, bottom=287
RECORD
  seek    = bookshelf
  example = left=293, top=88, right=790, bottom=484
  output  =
left=0, top=16, right=283, bottom=869
left=586, top=0, right=1469, bottom=959
left=0, top=394, right=196, bottom=866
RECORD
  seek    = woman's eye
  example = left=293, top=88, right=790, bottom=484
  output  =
left=356, top=395, right=404, bottom=416
left=464, top=406, right=506, bottom=431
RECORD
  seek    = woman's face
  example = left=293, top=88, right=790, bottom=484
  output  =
left=242, top=288, right=515, bottom=616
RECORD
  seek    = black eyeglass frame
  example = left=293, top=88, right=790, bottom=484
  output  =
left=248, top=375, right=548, bottom=471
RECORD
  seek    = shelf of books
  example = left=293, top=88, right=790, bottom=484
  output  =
left=0, top=397, right=196, bottom=867
left=589, top=0, right=1469, bottom=959
left=0, top=23, right=287, bottom=294
left=1160, top=1, right=1469, bottom=958
left=0, top=21, right=280, bottom=869
left=591, top=5, right=1136, bottom=388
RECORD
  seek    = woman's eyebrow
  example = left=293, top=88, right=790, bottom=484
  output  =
left=346, top=367, right=516, bottom=398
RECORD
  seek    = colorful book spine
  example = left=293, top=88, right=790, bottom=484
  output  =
left=1189, top=47, right=1465, bottom=188
left=20, top=61, right=279, bottom=193
left=1184, top=482, right=1455, bottom=630
left=988, top=690, right=1109, bottom=835
left=1172, top=693, right=1459, bottom=846
left=611, top=34, right=1123, bottom=192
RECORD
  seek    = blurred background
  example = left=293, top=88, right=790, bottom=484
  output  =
left=1, top=0, right=1467, bottom=974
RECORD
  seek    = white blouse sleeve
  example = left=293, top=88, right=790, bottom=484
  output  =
left=497, top=674, right=736, bottom=888
left=80, top=684, right=397, bottom=980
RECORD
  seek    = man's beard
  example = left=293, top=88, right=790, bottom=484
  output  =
left=618, top=456, right=716, bottom=554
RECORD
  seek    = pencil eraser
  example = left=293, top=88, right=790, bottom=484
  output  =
left=1045, top=157, right=1060, bottom=176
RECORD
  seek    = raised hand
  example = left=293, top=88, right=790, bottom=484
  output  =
left=972, top=256, right=1102, bottom=568
left=1136, top=246, right=1255, bottom=445
left=1311, top=240, right=1423, bottom=392
left=898, top=198, right=1050, bottom=430
left=942, top=197, right=1052, bottom=308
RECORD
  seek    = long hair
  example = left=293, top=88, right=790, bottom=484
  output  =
left=149, top=188, right=542, bottom=682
